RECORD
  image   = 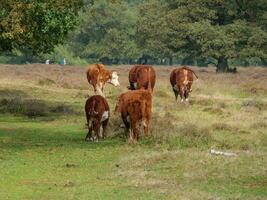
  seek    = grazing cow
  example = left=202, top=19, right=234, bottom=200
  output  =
left=115, top=89, right=152, bottom=141
left=86, top=64, right=120, bottom=97
left=85, top=95, right=110, bottom=142
left=170, top=66, right=198, bottom=102
left=128, top=65, right=156, bottom=91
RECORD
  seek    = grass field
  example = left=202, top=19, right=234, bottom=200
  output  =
left=0, top=64, right=266, bottom=200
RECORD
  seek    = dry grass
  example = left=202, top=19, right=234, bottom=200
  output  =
left=0, top=64, right=267, bottom=199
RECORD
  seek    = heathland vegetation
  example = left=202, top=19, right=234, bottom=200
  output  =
left=1, top=0, right=267, bottom=71
left=0, top=64, right=266, bottom=199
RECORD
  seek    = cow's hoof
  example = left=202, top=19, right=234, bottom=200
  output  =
left=120, top=123, right=125, bottom=128
left=85, top=137, right=92, bottom=142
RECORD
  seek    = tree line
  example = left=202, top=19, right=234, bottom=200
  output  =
left=0, top=0, right=266, bottom=72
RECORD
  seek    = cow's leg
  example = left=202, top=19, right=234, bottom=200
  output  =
left=143, top=117, right=150, bottom=136
left=93, top=122, right=101, bottom=142
left=102, top=119, right=109, bottom=139
left=85, top=120, right=93, bottom=141
left=122, top=113, right=130, bottom=138
left=93, top=87, right=97, bottom=95
left=96, top=85, right=105, bottom=97
left=179, top=91, right=184, bottom=102
left=173, top=88, right=178, bottom=101
left=129, top=129, right=134, bottom=142
left=185, top=85, right=190, bottom=102
left=132, top=121, right=140, bottom=141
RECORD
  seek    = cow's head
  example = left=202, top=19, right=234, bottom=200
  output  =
left=108, top=71, right=120, bottom=86
left=180, top=82, right=191, bottom=102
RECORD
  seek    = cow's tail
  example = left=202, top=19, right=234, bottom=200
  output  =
left=147, top=67, right=152, bottom=93
left=89, top=98, right=98, bottom=116
left=191, top=70, right=199, bottom=80
left=86, top=98, right=97, bottom=129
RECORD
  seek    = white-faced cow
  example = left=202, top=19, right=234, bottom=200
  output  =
left=87, top=64, right=120, bottom=97
left=170, top=66, right=198, bottom=102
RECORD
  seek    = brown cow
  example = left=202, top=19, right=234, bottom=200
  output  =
left=128, top=65, right=156, bottom=91
left=170, top=66, right=198, bottom=102
left=115, top=89, right=152, bottom=141
left=85, top=95, right=110, bottom=142
left=86, top=64, right=120, bottom=97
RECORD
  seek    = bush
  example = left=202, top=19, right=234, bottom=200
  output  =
left=0, top=98, right=76, bottom=118
left=149, top=113, right=213, bottom=148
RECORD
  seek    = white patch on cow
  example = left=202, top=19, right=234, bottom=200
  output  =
left=108, top=72, right=120, bottom=86
left=183, top=69, right=188, bottom=85
left=185, top=98, right=189, bottom=102
left=101, top=111, right=109, bottom=122
left=127, top=116, right=130, bottom=123
left=133, top=82, right=137, bottom=89
left=181, top=99, right=184, bottom=103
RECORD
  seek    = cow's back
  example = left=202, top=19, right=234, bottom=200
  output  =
left=85, top=95, right=109, bottom=116
left=129, top=65, right=140, bottom=83
left=115, top=89, right=152, bottom=114
left=87, top=64, right=101, bottom=84
left=136, top=65, right=156, bottom=90
left=171, top=68, right=194, bottom=86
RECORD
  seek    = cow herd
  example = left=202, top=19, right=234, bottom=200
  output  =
left=85, top=64, right=198, bottom=142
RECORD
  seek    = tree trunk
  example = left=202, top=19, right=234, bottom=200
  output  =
left=216, top=56, right=229, bottom=73
left=169, top=57, right=173, bottom=66
left=260, top=58, right=267, bottom=66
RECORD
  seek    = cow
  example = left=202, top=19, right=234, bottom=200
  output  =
left=127, top=65, right=156, bottom=92
left=86, top=64, right=120, bottom=97
left=170, top=66, right=198, bottom=102
left=115, top=89, right=152, bottom=142
left=85, top=95, right=110, bottom=142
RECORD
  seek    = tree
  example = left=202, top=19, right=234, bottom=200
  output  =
left=136, top=0, right=174, bottom=64
left=71, top=0, right=139, bottom=64
left=0, top=0, right=83, bottom=55
left=137, top=0, right=267, bottom=71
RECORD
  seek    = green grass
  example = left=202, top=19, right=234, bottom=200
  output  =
left=0, top=65, right=267, bottom=199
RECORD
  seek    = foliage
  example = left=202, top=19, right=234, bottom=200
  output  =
left=70, top=0, right=140, bottom=63
left=45, top=45, right=88, bottom=65
left=137, top=0, right=267, bottom=71
left=0, top=0, right=83, bottom=54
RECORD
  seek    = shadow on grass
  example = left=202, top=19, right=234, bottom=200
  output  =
left=0, top=88, right=80, bottom=119
left=0, top=120, right=125, bottom=152
left=0, top=89, right=28, bottom=99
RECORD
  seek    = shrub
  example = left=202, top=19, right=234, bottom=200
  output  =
left=0, top=98, right=76, bottom=118
left=149, top=113, right=213, bottom=148
left=38, top=78, right=56, bottom=86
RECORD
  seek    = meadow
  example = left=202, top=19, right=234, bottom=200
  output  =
left=0, top=64, right=266, bottom=200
